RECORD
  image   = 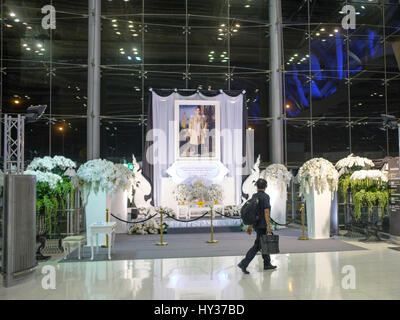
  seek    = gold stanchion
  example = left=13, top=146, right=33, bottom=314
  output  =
left=156, top=208, right=168, bottom=246
left=207, top=207, right=218, bottom=244
left=298, top=203, right=309, bottom=240
left=102, top=209, right=110, bottom=248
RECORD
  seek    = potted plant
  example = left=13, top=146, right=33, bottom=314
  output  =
left=335, top=154, right=375, bottom=204
left=349, top=170, right=389, bottom=241
left=297, top=158, right=339, bottom=239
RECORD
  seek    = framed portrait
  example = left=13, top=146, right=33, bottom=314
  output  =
left=174, top=100, right=221, bottom=161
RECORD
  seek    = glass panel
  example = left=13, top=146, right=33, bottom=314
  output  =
left=51, top=118, right=87, bottom=162
left=351, top=123, right=388, bottom=158
left=286, top=121, right=312, bottom=166
left=312, top=122, right=350, bottom=163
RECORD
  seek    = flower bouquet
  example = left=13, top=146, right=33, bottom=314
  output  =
left=173, top=184, right=192, bottom=205
left=335, top=154, right=374, bottom=177
left=297, top=158, right=339, bottom=199
left=77, top=159, right=135, bottom=206
left=261, top=164, right=292, bottom=194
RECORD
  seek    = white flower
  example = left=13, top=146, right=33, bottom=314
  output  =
left=24, top=170, right=62, bottom=189
left=260, top=164, right=292, bottom=193
left=174, top=184, right=192, bottom=203
left=335, top=154, right=374, bottom=176
left=174, top=180, right=223, bottom=205
left=113, top=164, right=136, bottom=197
left=350, top=170, right=388, bottom=183
left=77, top=160, right=135, bottom=202
left=297, top=158, right=339, bottom=198
left=27, top=156, right=56, bottom=172
left=53, top=156, right=76, bottom=170
left=27, top=156, right=76, bottom=172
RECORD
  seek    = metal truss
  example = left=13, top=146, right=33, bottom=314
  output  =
left=3, top=115, right=25, bottom=174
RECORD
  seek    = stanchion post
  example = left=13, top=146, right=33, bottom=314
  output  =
left=207, top=207, right=218, bottom=244
left=298, top=203, right=309, bottom=241
left=102, top=208, right=110, bottom=248
left=156, top=208, right=168, bottom=246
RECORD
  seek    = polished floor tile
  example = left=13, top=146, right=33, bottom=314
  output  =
left=1, top=240, right=400, bottom=300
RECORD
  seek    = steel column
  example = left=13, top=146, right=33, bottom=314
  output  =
left=87, top=0, right=101, bottom=160
left=269, top=0, right=284, bottom=164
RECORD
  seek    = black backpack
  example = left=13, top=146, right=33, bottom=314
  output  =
left=241, top=193, right=260, bottom=225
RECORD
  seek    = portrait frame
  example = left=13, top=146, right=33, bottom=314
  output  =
left=174, top=100, right=221, bottom=162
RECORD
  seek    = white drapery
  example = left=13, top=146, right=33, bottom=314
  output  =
left=150, top=91, right=244, bottom=206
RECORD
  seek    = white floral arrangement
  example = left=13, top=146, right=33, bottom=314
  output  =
left=207, top=184, right=223, bottom=205
left=128, top=219, right=160, bottom=235
left=261, top=164, right=293, bottom=193
left=27, top=156, right=76, bottom=173
left=24, top=170, right=63, bottom=189
left=173, top=184, right=192, bottom=204
left=174, top=180, right=223, bottom=206
left=217, top=205, right=241, bottom=217
left=350, top=170, right=388, bottom=183
left=191, top=179, right=209, bottom=202
left=53, top=156, right=77, bottom=170
left=128, top=207, right=175, bottom=235
left=297, top=158, right=339, bottom=198
left=335, top=154, right=375, bottom=176
left=77, top=159, right=135, bottom=206
left=113, top=164, right=136, bottom=201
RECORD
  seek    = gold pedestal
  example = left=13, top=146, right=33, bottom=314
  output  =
left=207, top=240, right=219, bottom=244
left=298, top=237, right=309, bottom=241
left=298, top=203, right=309, bottom=241
left=156, top=208, right=168, bottom=247
left=206, top=208, right=218, bottom=244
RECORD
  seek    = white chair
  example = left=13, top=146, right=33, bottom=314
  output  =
left=62, top=236, right=86, bottom=260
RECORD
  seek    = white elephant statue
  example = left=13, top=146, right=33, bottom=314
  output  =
left=132, top=155, right=153, bottom=209
left=241, top=155, right=261, bottom=203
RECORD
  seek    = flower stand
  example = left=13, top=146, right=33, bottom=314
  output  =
left=85, top=189, right=111, bottom=246
left=266, top=184, right=287, bottom=226
left=110, top=189, right=129, bottom=234
left=305, top=188, right=332, bottom=239
left=330, top=190, right=339, bottom=236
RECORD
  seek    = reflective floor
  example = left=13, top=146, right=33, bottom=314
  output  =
left=1, top=240, right=400, bottom=300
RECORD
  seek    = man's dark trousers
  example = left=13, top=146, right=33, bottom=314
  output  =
left=241, top=228, right=271, bottom=268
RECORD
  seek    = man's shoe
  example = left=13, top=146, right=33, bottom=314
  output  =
left=264, top=264, right=277, bottom=271
left=238, top=262, right=250, bottom=274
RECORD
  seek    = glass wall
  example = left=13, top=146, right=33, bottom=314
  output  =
left=100, top=0, right=271, bottom=163
left=1, top=0, right=399, bottom=167
left=1, top=0, right=88, bottom=163
left=283, top=0, right=400, bottom=167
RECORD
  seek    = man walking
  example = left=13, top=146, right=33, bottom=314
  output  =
left=238, top=178, right=277, bottom=274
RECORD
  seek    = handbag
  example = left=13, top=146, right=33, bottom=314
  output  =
left=260, top=232, right=280, bottom=255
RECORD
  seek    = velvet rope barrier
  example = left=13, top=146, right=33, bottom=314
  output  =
left=214, top=211, right=294, bottom=227
left=163, top=210, right=210, bottom=223
left=110, top=213, right=158, bottom=224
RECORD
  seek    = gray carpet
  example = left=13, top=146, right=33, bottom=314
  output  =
left=60, top=228, right=367, bottom=263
